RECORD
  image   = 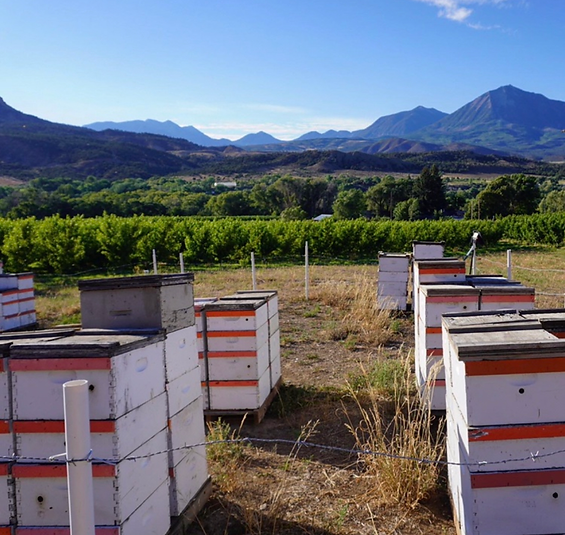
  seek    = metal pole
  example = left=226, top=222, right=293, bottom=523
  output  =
left=63, top=379, right=95, bottom=535
left=251, top=252, right=257, bottom=290
left=305, top=241, right=310, bottom=301
left=471, top=245, right=477, bottom=275
left=179, top=252, right=185, bottom=274
left=506, top=249, right=512, bottom=281
left=152, top=249, right=158, bottom=274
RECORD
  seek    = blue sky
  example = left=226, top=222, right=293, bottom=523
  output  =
left=1, top=0, right=563, bottom=140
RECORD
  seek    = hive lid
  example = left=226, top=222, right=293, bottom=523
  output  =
left=479, top=286, right=534, bottom=296
left=8, top=332, right=163, bottom=358
left=234, top=290, right=278, bottom=298
left=442, top=311, right=525, bottom=333
left=201, top=297, right=267, bottom=311
left=414, top=258, right=465, bottom=268
left=419, top=283, right=479, bottom=297
left=378, top=253, right=411, bottom=258
left=78, top=273, right=194, bottom=291
left=520, top=310, right=565, bottom=322
left=449, top=328, right=565, bottom=361
left=466, top=275, right=522, bottom=287
left=195, top=297, right=218, bottom=312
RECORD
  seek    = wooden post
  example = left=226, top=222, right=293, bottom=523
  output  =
left=179, top=252, right=185, bottom=274
left=152, top=249, right=158, bottom=274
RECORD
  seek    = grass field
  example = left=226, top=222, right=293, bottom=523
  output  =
left=32, top=248, right=565, bottom=534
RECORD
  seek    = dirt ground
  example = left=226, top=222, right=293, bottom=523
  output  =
left=188, top=266, right=457, bottom=535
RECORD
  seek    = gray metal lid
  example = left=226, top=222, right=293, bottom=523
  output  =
left=78, top=273, right=194, bottom=291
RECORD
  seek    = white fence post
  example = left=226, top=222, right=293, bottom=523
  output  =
left=305, top=241, right=310, bottom=301
left=507, top=249, right=512, bottom=281
left=251, top=252, right=257, bottom=290
left=179, top=252, right=185, bottom=274
left=63, top=379, right=96, bottom=535
left=152, top=249, right=158, bottom=274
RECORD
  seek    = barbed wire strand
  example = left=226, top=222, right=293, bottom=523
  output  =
left=0, top=437, right=561, bottom=470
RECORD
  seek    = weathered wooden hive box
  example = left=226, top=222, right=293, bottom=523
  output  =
left=377, top=253, right=411, bottom=311
left=0, top=274, right=36, bottom=332
left=412, top=240, right=445, bottom=260
left=443, top=310, right=565, bottom=535
left=79, top=274, right=195, bottom=332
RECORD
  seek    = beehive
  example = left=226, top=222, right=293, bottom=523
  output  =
left=197, top=292, right=281, bottom=419
left=377, top=253, right=410, bottom=311
left=0, top=273, right=36, bottom=332
left=443, top=312, right=565, bottom=535
left=416, top=284, right=480, bottom=409
left=79, top=274, right=195, bottom=332
left=412, top=240, right=445, bottom=260
left=0, top=274, right=210, bottom=533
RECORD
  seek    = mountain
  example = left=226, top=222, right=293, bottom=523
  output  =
left=414, top=85, right=565, bottom=159
left=0, top=98, right=230, bottom=180
left=352, top=106, right=447, bottom=139
left=296, top=129, right=352, bottom=141
left=85, top=119, right=232, bottom=147
left=233, top=131, right=283, bottom=146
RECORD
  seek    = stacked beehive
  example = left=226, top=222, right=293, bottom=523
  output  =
left=413, top=259, right=535, bottom=410
left=413, top=259, right=469, bottom=410
left=443, top=310, right=565, bottom=535
left=377, top=253, right=411, bottom=311
left=0, top=274, right=210, bottom=534
left=195, top=291, right=281, bottom=420
left=79, top=274, right=210, bottom=529
left=0, top=274, right=36, bottom=332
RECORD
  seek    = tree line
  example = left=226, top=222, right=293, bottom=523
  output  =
left=3, top=213, right=565, bottom=274
left=2, top=166, right=562, bottom=221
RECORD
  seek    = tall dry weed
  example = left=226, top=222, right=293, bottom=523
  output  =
left=313, top=271, right=395, bottom=347
left=346, top=352, right=445, bottom=508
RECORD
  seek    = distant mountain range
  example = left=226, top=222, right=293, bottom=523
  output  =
left=2, top=85, right=565, bottom=182
left=84, top=85, right=565, bottom=160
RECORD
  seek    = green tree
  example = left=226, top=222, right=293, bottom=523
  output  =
left=539, top=189, right=565, bottom=213
left=473, top=174, right=541, bottom=218
left=413, top=165, right=446, bottom=218
left=332, top=189, right=366, bottom=219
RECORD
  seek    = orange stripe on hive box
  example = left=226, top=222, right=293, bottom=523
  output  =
left=471, top=468, right=565, bottom=489
left=419, top=268, right=465, bottom=275
left=469, top=422, right=565, bottom=442
left=9, top=358, right=112, bottom=372
left=12, top=463, right=116, bottom=478
left=16, top=528, right=119, bottom=535
left=0, top=464, right=8, bottom=476
left=0, top=421, right=9, bottom=434
left=197, top=331, right=257, bottom=338
left=481, top=295, right=535, bottom=303
left=199, top=351, right=257, bottom=358
left=13, top=420, right=116, bottom=433
left=426, top=296, right=478, bottom=304
left=465, top=357, right=565, bottom=376
left=203, top=380, right=258, bottom=388
left=426, top=327, right=443, bottom=334
left=426, top=348, right=443, bottom=357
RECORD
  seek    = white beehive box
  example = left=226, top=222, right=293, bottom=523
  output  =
left=0, top=463, right=9, bottom=526
left=79, top=274, right=195, bottom=333
left=14, top=428, right=168, bottom=527
left=9, top=332, right=166, bottom=421
left=412, top=241, right=445, bottom=260
left=164, top=324, right=199, bottom=383
left=167, top=396, right=209, bottom=516
left=416, top=284, right=480, bottom=410
left=13, top=392, right=168, bottom=462
left=445, top=326, right=565, bottom=427
left=202, top=369, right=271, bottom=411
left=377, top=253, right=410, bottom=311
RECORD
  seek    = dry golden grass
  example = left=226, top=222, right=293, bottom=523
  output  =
left=346, top=354, right=445, bottom=508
